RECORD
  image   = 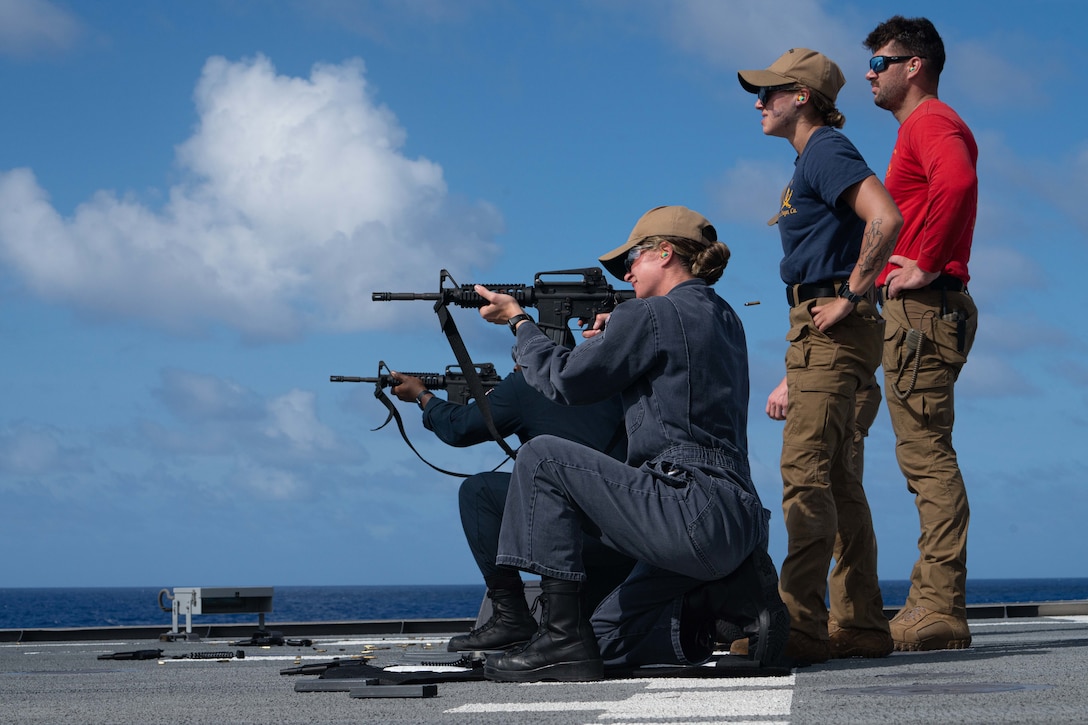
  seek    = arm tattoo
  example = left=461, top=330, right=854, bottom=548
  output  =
left=857, top=218, right=893, bottom=275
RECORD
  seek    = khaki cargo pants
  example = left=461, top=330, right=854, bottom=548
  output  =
left=779, top=297, right=888, bottom=641
left=882, top=288, right=978, bottom=617
left=829, top=376, right=883, bottom=628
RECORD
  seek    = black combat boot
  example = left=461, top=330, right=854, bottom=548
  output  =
left=684, top=547, right=790, bottom=669
left=447, top=581, right=537, bottom=652
left=719, top=547, right=790, bottom=668
left=484, top=577, right=603, bottom=682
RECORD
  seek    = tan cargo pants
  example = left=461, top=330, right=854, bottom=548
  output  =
left=881, top=288, right=978, bottom=618
left=828, top=377, right=886, bottom=630
left=779, top=297, right=887, bottom=641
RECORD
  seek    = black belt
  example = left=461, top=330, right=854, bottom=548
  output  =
left=786, top=281, right=844, bottom=307
left=878, top=275, right=966, bottom=304
left=927, top=275, right=966, bottom=292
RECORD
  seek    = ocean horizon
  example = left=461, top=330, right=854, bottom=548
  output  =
left=2, top=578, right=1087, bottom=630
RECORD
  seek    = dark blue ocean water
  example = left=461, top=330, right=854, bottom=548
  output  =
left=2, top=579, right=1087, bottom=630
left=0, top=585, right=486, bottom=630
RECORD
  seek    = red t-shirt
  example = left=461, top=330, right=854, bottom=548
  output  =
left=877, top=99, right=978, bottom=286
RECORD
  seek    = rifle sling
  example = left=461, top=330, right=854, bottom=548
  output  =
left=371, top=387, right=477, bottom=478
left=435, top=303, right=519, bottom=460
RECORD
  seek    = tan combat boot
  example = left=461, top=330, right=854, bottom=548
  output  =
left=827, top=617, right=893, bottom=659
left=889, top=606, right=971, bottom=651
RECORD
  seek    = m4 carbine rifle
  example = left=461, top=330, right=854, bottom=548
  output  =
left=330, top=362, right=503, bottom=406
left=371, top=268, right=630, bottom=462
left=372, top=267, right=631, bottom=348
left=330, top=360, right=505, bottom=477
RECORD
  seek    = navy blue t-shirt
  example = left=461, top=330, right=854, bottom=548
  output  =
left=773, top=126, right=874, bottom=285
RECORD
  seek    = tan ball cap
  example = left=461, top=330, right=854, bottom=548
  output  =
left=599, top=205, right=717, bottom=280
left=737, top=47, right=845, bottom=103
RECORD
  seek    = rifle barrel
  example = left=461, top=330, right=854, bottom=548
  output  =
left=372, top=292, right=441, bottom=301
left=372, top=287, right=536, bottom=306
left=329, top=371, right=477, bottom=388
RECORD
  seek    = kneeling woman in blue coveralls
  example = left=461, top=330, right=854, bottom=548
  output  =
left=475, top=205, right=788, bottom=682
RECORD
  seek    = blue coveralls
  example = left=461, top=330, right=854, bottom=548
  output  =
left=422, top=369, right=632, bottom=607
left=497, top=279, right=771, bottom=667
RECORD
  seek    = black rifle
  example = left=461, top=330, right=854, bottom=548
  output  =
left=372, top=268, right=629, bottom=460
left=331, top=363, right=503, bottom=406
left=372, top=267, right=631, bottom=348
left=331, top=360, right=506, bottom=477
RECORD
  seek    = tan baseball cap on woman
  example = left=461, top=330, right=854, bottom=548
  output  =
left=737, top=47, right=845, bottom=103
left=599, top=205, right=717, bottom=280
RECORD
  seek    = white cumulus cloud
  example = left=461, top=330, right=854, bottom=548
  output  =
left=0, top=54, right=502, bottom=341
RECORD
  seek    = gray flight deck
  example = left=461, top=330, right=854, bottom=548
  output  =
left=3, top=603, right=1087, bottom=724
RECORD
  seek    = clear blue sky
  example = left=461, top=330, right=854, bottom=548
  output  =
left=2, top=0, right=1084, bottom=589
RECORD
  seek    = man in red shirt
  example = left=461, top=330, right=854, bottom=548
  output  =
left=864, top=15, right=979, bottom=652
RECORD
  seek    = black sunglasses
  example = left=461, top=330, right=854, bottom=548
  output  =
left=869, top=55, right=920, bottom=73
left=624, top=245, right=651, bottom=273
left=757, top=84, right=800, bottom=105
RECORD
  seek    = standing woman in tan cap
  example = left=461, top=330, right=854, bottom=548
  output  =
left=737, top=48, right=901, bottom=664
left=472, top=205, right=789, bottom=681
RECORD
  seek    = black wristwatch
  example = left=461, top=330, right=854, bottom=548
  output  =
left=508, top=313, right=533, bottom=335
left=838, top=280, right=863, bottom=305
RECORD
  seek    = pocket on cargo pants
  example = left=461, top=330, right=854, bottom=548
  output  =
left=928, top=293, right=978, bottom=374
